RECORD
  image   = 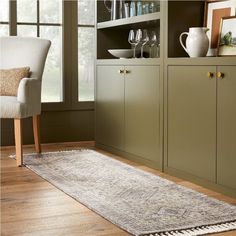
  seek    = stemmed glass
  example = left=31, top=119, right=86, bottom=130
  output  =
left=128, top=30, right=139, bottom=58
left=149, top=31, right=157, bottom=58
left=149, top=31, right=160, bottom=58
left=140, top=29, right=149, bottom=58
left=135, top=29, right=142, bottom=57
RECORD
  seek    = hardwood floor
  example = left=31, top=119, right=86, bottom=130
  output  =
left=1, top=142, right=236, bottom=236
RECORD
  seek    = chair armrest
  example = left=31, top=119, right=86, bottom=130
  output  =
left=17, top=77, right=42, bottom=115
left=17, top=77, right=41, bottom=103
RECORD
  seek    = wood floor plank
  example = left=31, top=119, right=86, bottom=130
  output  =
left=2, top=214, right=120, bottom=235
left=1, top=142, right=236, bottom=236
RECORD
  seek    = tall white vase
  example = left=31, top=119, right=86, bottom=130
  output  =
left=179, top=27, right=209, bottom=58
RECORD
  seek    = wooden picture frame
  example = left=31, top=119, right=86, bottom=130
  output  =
left=217, top=16, right=236, bottom=56
left=204, top=0, right=236, bottom=56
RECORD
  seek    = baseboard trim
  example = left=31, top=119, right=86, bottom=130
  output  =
left=96, top=142, right=162, bottom=171
left=164, top=166, right=236, bottom=199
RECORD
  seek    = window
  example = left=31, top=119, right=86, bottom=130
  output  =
left=0, top=0, right=95, bottom=106
left=17, top=0, right=63, bottom=102
left=78, top=0, right=95, bottom=101
left=0, top=0, right=9, bottom=36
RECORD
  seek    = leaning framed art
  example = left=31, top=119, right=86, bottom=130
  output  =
left=204, top=0, right=236, bottom=56
left=217, top=16, right=236, bottom=56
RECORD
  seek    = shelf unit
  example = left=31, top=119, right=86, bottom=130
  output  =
left=95, top=0, right=236, bottom=197
left=95, top=0, right=163, bottom=170
left=163, top=1, right=236, bottom=198
left=96, top=1, right=162, bottom=60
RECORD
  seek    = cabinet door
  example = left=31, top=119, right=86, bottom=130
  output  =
left=96, top=65, right=124, bottom=150
left=167, top=66, right=216, bottom=181
left=217, top=66, right=236, bottom=189
left=125, top=66, right=160, bottom=165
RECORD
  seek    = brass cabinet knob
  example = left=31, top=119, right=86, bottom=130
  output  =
left=217, top=72, right=224, bottom=79
left=118, top=69, right=124, bottom=74
left=207, top=72, right=214, bottom=78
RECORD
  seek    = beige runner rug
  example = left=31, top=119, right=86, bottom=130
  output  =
left=14, top=150, right=236, bottom=236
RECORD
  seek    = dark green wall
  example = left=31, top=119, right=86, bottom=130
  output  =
left=0, top=110, right=94, bottom=146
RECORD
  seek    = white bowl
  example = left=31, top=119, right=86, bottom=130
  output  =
left=108, top=49, right=133, bottom=59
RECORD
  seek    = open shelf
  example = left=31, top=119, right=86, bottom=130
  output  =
left=97, top=58, right=161, bottom=65
left=97, top=12, right=160, bottom=30
left=167, top=57, right=236, bottom=66
left=97, top=24, right=160, bottom=59
left=167, top=1, right=205, bottom=58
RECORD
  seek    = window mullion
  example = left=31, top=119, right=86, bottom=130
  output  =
left=62, top=0, right=74, bottom=107
left=37, top=0, right=39, bottom=37
left=78, top=24, right=94, bottom=28
left=71, top=0, right=79, bottom=106
left=9, top=0, right=17, bottom=35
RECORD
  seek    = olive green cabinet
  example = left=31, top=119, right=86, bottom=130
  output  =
left=96, top=64, right=160, bottom=166
left=96, top=65, right=125, bottom=150
left=167, top=65, right=236, bottom=189
left=217, top=66, right=236, bottom=190
left=125, top=66, right=160, bottom=164
left=167, top=66, right=216, bottom=182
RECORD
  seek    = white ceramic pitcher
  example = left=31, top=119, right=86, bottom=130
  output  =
left=179, top=27, right=209, bottom=58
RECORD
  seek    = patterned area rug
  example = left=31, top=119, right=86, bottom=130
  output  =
left=16, top=150, right=236, bottom=236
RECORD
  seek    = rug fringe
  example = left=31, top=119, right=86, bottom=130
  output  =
left=9, top=149, right=91, bottom=159
left=142, top=220, right=236, bottom=236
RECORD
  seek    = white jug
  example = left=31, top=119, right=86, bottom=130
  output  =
left=179, top=27, right=209, bottom=58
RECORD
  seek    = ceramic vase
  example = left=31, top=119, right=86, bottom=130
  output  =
left=179, top=27, right=209, bottom=58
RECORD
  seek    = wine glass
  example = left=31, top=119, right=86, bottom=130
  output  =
left=140, top=29, right=149, bottom=58
left=128, top=30, right=139, bottom=58
left=149, top=31, right=158, bottom=58
left=135, top=29, right=142, bottom=57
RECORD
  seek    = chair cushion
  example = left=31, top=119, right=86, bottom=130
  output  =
left=0, top=96, right=27, bottom=118
left=0, top=67, right=30, bottom=96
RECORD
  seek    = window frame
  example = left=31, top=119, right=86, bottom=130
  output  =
left=4, top=0, right=94, bottom=112
left=0, top=0, right=10, bottom=34
left=77, top=0, right=95, bottom=103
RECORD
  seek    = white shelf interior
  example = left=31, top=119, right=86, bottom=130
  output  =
left=97, top=12, right=160, bottom=29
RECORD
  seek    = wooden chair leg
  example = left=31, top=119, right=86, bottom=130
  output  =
left=33, top=115, right=41, bottom=153
left=14, top=119, right=23, bottom=167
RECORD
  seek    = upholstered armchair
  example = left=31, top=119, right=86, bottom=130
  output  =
left=0, top=36, right=51, bottom=166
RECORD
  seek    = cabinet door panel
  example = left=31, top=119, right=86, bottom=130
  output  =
left=217, top=66, right=236, bottom=189
left=167, top=66, right=216, bottom=181
left=96, top=65, right=124, bottom=150
left=125, top=66, right=160, bottom=164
